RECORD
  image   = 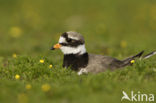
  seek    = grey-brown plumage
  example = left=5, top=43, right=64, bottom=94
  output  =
left=84, top=51, right=143, bottom=74
left=51, top=31, right=156, bottom=75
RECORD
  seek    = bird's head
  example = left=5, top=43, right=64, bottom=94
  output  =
left=51, top=31, right=86, bottom=55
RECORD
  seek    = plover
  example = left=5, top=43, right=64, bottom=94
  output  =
left=51, top=31, right=156, bottom=75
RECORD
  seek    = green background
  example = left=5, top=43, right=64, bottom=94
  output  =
left=0, top=0, right=156, bottom=103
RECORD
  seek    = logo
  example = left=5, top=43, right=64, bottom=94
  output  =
left=121, top=91, right=154, bottom=102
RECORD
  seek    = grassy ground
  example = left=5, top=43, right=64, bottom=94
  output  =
left=0, top=0, right=156, bottom=103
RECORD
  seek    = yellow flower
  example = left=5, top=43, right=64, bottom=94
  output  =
left=120, top=40, right=127, bottom=48
left=25, top=84, right=32, bottom=90
left=130, top=60, right=135, bottom=64
left=10, top=27, right=22, bottom=38
left=49, top=64, right=53, bottom=68
left=18, top=93, right=28, bottom=103
left=41, top=84, right=51, bottom=92
left=15, top=74, right=20, bottom=80
left=40, top=59, right=44, bottom=63
left=12, top=53, right=17, bottom=58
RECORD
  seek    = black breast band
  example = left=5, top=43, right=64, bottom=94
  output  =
left=63, top=53, right=89, bottom=71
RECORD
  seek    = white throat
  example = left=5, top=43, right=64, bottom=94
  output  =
left=60, top=44, right=86, bottom=55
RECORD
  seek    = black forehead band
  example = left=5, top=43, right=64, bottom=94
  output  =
left=60, top=40, right=84, bottom=47
left=61, top=32, right=84, bottom=47
left=61, top=32, right=68, bottom=38
left=61, top=32, right=72, bottom=42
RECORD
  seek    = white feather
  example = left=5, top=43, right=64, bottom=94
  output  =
left=67, top=31, right=79, bottom=40
left=59, top=37, right=67, bottom=43
left=60, top=44, right=86, bottom=55
left=78, top=69, right=88, bottom=75
left=143, top=51, right=156, bottom=59
left=68, top=35, right=79, bottom=40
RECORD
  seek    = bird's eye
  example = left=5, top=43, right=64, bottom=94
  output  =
left=67, top=38, right=72, bottom=42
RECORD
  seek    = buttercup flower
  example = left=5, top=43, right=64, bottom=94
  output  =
left=41, top=84, right=51, bottom=92
left=120, top=40, right=127, bottom=48
left=40, top=59, right=44, bottom=63
left=12, top=53, right=17, bottom=58
left=49, top=64, right=53, bottom=68
left=18, top=93, right=28, bottom=103
left=10, top=27, right=22, bottom=38
left=25, top=84, right=32, bottom=90
left=130, top=60, right=135, bottom=64
left=15, top=74, right=20, bottom=80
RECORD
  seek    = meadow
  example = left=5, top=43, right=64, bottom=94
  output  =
left=0, top=0, right=156, bottom=103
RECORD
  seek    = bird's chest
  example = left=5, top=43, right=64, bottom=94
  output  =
left=63, top=53, right=88, bottom=71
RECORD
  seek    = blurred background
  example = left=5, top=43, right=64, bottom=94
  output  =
left=0, top=0, right=156, bottom=57
left=0, top=0, right=156, bottom=103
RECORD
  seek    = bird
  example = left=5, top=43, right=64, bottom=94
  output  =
left=51, top=31, right=156, bottom=75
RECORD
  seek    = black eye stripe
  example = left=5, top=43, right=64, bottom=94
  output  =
left=61, top=32, right=84, bottom=47
left=61, top=32, right=72, bottom=42
left=66, top=38, right=72, bottom=42
left=60, top=43, right=68, bottom=46
left=60, top=40, right=84, bottom=47
left=61, top=35, right=77, bottom=43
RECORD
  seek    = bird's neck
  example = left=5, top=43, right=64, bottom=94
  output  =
left=63, top=52, right=89, bottom=71
left=60, top=44, right=86, bottom=55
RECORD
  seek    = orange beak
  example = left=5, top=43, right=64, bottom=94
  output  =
left=51, top=43, right=61, bottom=50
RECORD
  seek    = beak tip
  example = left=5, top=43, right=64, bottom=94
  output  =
left=50, top=43, right=61, bottom=50
left=50, top=47, right=55, bottom=50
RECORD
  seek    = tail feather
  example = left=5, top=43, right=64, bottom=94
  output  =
left=122, top=50, right=156, bottom=67
left=122, top=51, right=144, bottom=66
left=122, top=51, right=144, bottom=62
left=143, top=51, right=156, bottom=59
left=132, top=50, right=144, bottom=59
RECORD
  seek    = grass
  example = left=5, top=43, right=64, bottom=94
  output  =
left=0, top=56, right=156, bottom=103
left=0, top=0, right=156, bottom=103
